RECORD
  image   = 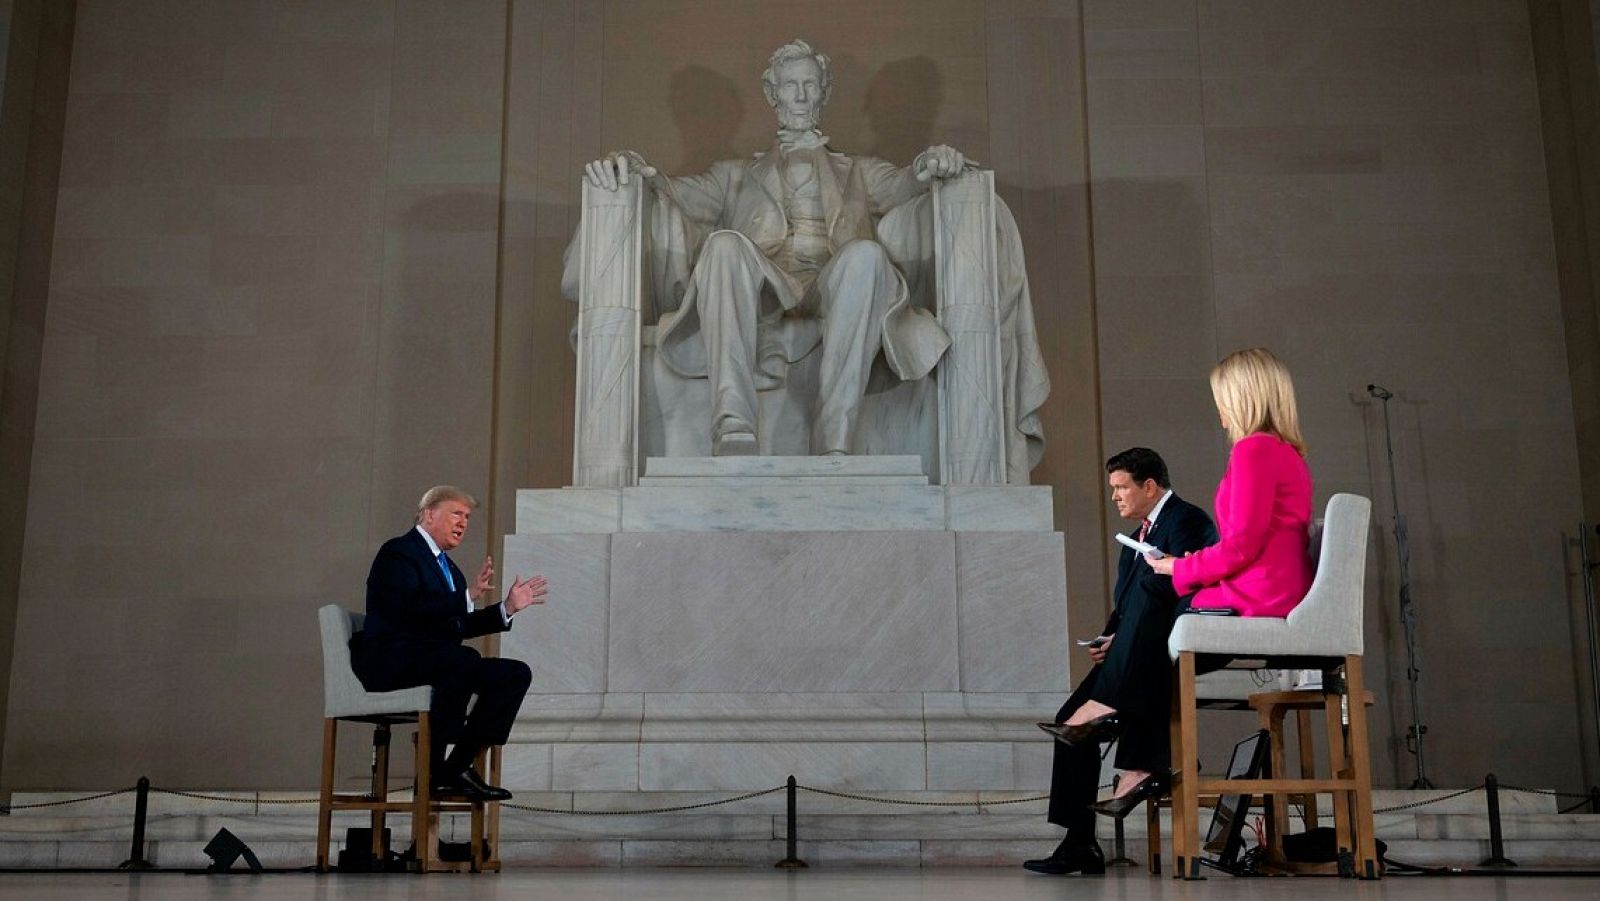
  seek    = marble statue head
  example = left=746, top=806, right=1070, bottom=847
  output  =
left=761, top=39, right=832, bottom=132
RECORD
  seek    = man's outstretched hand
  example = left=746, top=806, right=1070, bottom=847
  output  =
left=472, top=555, right=494, bottom=601
left=504, top=575, right=548, bottom=615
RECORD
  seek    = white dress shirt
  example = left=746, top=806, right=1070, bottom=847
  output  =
left=414, top=526, right=511, bottom=624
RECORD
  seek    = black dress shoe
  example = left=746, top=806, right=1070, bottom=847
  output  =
left=1055, top=712, right=1122, bottom=747
left=1091, top=770, right=1171, bottom=819
left=1022, top=839, right=1106, bottom=875
left=432, top=766, right=512, bottom=802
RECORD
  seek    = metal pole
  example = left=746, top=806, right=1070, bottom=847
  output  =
left=1574, top=523, right=1600, bottom=781
left=1105, top=774, right=1136, bottom=866
left=1589, top=786, right=1599, bottom=815
left=1370, top=385, right=1432, bottom=789
left=118, top=776, right=153, bottom=870
left=1107, top=814, right=1137, bottom=867
left=774, top=775, right=808, bottom=869
left=1479, top=774, right=1516, bottom=868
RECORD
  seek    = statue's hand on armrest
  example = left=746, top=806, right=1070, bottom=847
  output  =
left=913, top=144, right=977, bottom=182
left=584, top=151, right=658, bottom=191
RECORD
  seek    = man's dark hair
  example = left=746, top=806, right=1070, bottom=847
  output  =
left=1105, top=447, right=1170, bottom=489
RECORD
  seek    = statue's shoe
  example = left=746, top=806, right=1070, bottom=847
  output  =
left=714, top=430, right=758, bottom=456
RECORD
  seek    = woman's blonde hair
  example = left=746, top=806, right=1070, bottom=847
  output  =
left=1209, top=348, right=1306, bottom=454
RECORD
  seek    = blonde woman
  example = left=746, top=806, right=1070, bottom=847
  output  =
left=1147, top=348, right=1314, bottom=618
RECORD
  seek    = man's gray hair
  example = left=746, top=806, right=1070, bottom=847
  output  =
left=415, top=485, right=477, bottom=523
left=761, top=38, right=832, bottom=107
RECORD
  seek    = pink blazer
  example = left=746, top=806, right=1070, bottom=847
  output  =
left=1173, top=433, right=1314, bottom=618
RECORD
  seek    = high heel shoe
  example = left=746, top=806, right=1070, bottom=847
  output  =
left=1090, top=770, right=1171, bottom=819
left=1053, top=712, right=1122, bottom=747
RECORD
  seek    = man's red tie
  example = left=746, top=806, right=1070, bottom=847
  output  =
left=1138, top=519, right=1151, bottom=544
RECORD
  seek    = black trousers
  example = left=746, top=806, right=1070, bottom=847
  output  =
left=1046, top=587, right=1177, bottom=838
left=353, top=637, right=532, bottom=772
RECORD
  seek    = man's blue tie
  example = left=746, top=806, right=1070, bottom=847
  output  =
left=438, top=552, right=455, bottom=591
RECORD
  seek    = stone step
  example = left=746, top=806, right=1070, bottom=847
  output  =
left=13, top=809, right=1597, bottom=846
left=637, top=475, right=930, bottom=486
left=513, top=484, right=1054, bottom=533
left=2, top=787, right=1565, bottom=819
left=643, top=456, right=928, bottom=479
left=1381, top=839, right=1600, bottom=868
left=6, top=788, right=1592, bottom=872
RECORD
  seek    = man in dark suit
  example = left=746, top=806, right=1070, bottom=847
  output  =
left=1024, top=448, right=1218, bottom=875
left=351, top=485, right=547, bottom=801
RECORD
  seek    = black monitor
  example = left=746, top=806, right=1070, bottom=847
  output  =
left=1203, top=729, right=1271, bottom=871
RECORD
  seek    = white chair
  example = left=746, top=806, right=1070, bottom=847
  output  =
left=316, top=605, right=498, bottom=873
left=1165, top=493, right=1378, bottom=879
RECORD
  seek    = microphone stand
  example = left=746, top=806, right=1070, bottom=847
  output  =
left=1368, top=384, right=1434, bottom=789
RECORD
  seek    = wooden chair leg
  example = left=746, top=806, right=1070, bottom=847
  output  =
left=371, top=723, right=391, bottom=861
left=1296, top=709, right=1319, bottom=830
left=1345, top=656, right=1380, bottom=878
left=486, top=744, right=503, bottom=871
left=1322, top=678, right=1355, bottom=867
left=470, top=748, right=488, bottom=871
left=1261, top=702, right=1290, bottom=855
left=1174, top=652, right=1202, bottom=879
left=414, top=713, right=433, bottom=873
left=317, top=718, right=337, bottom=872
left=1167, top=670, right=1186, bottom=876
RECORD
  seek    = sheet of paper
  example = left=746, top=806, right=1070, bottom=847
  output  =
left=1114, top=531, right=1165, bottom=559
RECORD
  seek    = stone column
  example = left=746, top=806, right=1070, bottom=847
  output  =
left=572, top=180, right=644, bottom=487
left=933, top=170, right=1006, bottom=485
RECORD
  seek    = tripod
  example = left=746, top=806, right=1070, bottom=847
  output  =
left=1368, top=384, right=1434, bottom=789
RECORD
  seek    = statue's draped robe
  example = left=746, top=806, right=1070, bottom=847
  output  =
left=562, top=147, right=1051, bottom=482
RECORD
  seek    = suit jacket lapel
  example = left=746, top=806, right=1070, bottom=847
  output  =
left=819, top=152, right=847, bottom=230
left=1113, top=496, right=1179, bottom=610
left=1145, top=511, right=1173, bottom=558
left=408, top=529, right=454, bottom=593
left=1111, top=529, right=1139, bottom=611
left=751, top=148, right=783, bottom=213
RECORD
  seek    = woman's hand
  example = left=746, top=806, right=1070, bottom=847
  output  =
left=1145, top=553, right=1177, bottom=576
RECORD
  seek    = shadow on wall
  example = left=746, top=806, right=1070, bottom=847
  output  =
left=661, top=55, right=949, bottom=172
left=864, top=56, right=942, bottom=164
left=669, top=65, right=744, bottom=174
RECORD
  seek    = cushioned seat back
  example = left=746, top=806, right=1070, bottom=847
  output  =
left=1283, top=493, right=1371, bottom=656
left=319, top=605, right=363, bottom=717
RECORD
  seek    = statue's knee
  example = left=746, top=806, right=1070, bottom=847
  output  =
left=700, top=230, right=750, bottom=262
left=835, top=239, right=889, bottom=269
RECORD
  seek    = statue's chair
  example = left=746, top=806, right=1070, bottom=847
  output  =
left=569, top=170, right=1017, bottom=487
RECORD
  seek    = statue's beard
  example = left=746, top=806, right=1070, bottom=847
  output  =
left=775, top=105, right=822, bottom=133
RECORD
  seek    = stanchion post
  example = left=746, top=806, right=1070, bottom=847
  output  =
left=1589, top=786, right=1599, bottom=815
left=118, top=777, right=154, bottom=870
left=1108, top=812, right=1137, bottom=867
left=1479, top=773, right=1516, bottom=868
left=774, top=775, right=808, bottom=869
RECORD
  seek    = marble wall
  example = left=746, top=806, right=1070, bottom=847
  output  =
left=1085, top=0, right=1588, bottom=788
left=1, top=0, right=507, bottom=788
left=0, top=0, right=74, bottom=792
left=1532, top=0, right=1600, bottom=782
left=1, top=0, right=1596, bottom=794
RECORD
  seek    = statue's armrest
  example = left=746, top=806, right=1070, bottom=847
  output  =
left=930, top=169, right=1006, bottom=485
left=571, top=180, right=645, bottom=487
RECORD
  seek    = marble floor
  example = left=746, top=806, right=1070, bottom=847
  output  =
left=0, top=869, right=1597, bottom=900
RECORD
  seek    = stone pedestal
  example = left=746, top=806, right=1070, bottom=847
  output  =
left=498, top=456, right=1072, bottom=857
